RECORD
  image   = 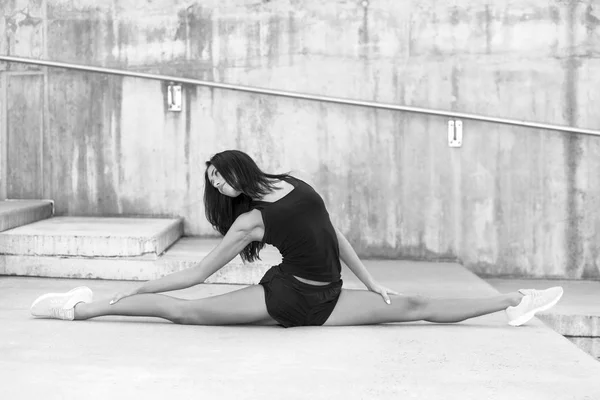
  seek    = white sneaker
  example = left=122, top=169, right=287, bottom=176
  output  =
left=506, top=286, right=563, bottom=326
left=30, top=286, right=93, bottom=320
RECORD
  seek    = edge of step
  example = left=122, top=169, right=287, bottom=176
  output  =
left=537, top=313, right=600, bottom=337
left=0, top=237, right=281, bottom=285
left=0, top=217, right=184, bottom=258
left=0, top=254, right=273, bottom=285
left=0, top=200, right=54, bottom=232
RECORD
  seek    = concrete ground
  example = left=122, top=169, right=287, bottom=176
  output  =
left=2, top=261, right=600, bottom=400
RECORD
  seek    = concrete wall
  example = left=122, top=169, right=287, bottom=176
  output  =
left=1, top=0, right=599, bottom=278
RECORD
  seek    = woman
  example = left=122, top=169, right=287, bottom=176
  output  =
left=30, top=150, right=563, bottom=327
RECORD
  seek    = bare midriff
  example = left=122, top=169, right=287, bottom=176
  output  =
left=292, top=275, right=333, bottom=286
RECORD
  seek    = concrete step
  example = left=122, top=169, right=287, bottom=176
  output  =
left=0, top=216, right=182, bottom=258
left=0, top=200, right=53, bottom=232
left=567, top=337, right=600, bottom=361
left=0, top=237, right=281, bottom=284
left=487, top=278, right=600, bottom=337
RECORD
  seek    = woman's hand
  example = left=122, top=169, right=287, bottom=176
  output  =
left=109, top=287, right=141, bottom=305
left=366, top=281, right=400, bottom=305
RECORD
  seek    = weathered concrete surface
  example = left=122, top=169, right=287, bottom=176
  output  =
left=0, top=237, right=279, bottom=284
left=1, top=261, right=600, bottom=400
left=0, top=217, right=183, bottom=257
left=568, top=337, right=600, bottom=362
left=488, top=278, right=600, bottom=337
left=0, top=200, right=53, bottom=232
left=1, top=0, right=600, bottom=278
left=5, top=73, right=44, bottom=199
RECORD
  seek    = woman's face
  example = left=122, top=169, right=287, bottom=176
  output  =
left=207, top=165, right=242, bottom=198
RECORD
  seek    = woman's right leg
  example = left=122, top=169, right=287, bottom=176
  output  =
left=325, top=286, right=563, bottom=326
left=324, top=290, right=523, bottom=326
left=74, top=285, right=277, bottom=325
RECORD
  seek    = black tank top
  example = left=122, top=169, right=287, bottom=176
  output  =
left=251, top=176, right=342, bottom=282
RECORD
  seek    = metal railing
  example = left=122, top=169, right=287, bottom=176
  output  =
left=1, top=55, right=598, bottom=137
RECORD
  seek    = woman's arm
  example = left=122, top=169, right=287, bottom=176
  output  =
left=335, top=226, right=398, bottom=304
left=121, top=211, right=263, bottom=298
left=335, top=227, right=376, bottom=288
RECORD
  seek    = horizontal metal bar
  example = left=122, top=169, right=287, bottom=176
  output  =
left=1, top=55, right=599, bottom=137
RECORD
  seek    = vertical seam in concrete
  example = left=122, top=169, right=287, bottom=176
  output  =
left=565, top=2, right=582, bottom=277
left=41, top=104, right=49, bottom=197
left=407, top=14, right=413, bottom=58
left=485, top=4, right=492, bottom=54
left=41, top=0, right=48, bottom=199
left=451, top=65, right=459, bottom=110
left=0, top=72, right=7, bottom=200
left=360, top=2, right=369, bottom=61
left=185, top=6, right=191, bottom=61
left=42, top=0, right=48, bottom=60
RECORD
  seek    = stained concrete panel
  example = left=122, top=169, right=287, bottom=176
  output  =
left=7, top=74, right=44, bottom=199
left=0, top=217, right=183, bottom=257
left=45, top=71, right=123, bottom=215
left=3, top=0, right=600, bottom=279
left=0, top=0, right=44, bottom=62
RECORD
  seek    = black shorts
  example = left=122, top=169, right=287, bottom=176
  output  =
left=259, top=265, right=343, bottom=328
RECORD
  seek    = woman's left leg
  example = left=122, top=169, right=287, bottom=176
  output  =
left=324, top=289, right=522, bottom=326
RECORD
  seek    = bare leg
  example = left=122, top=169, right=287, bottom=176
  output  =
left=75, top=294, right=188, bottom=322
left=74, top=285, right=276, bottom=325
left=324, top=290, right=523, bottom=326
left=422, top=294, right=522, bottom=323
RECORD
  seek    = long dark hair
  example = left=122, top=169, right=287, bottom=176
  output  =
left=204, top=150, right=290, bottom=262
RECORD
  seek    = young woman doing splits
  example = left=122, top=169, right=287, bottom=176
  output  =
left=30, top=150, right=563, bottom=328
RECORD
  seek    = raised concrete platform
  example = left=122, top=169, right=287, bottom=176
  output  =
left=0, top=200, right=53, bottom=232
left=487, top=278, right=600, bottom=337
left=0, top=237, right=280, bottom=284
left=0, top=217, right=183, bottom=258
left=1, top=261, right=599, bottom=400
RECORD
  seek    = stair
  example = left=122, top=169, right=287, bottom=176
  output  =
left=0, top=216, right=280, bottom=284
left=0, top=200, right=53, bottom=232
left=0, top=216, right=182, bottom=258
